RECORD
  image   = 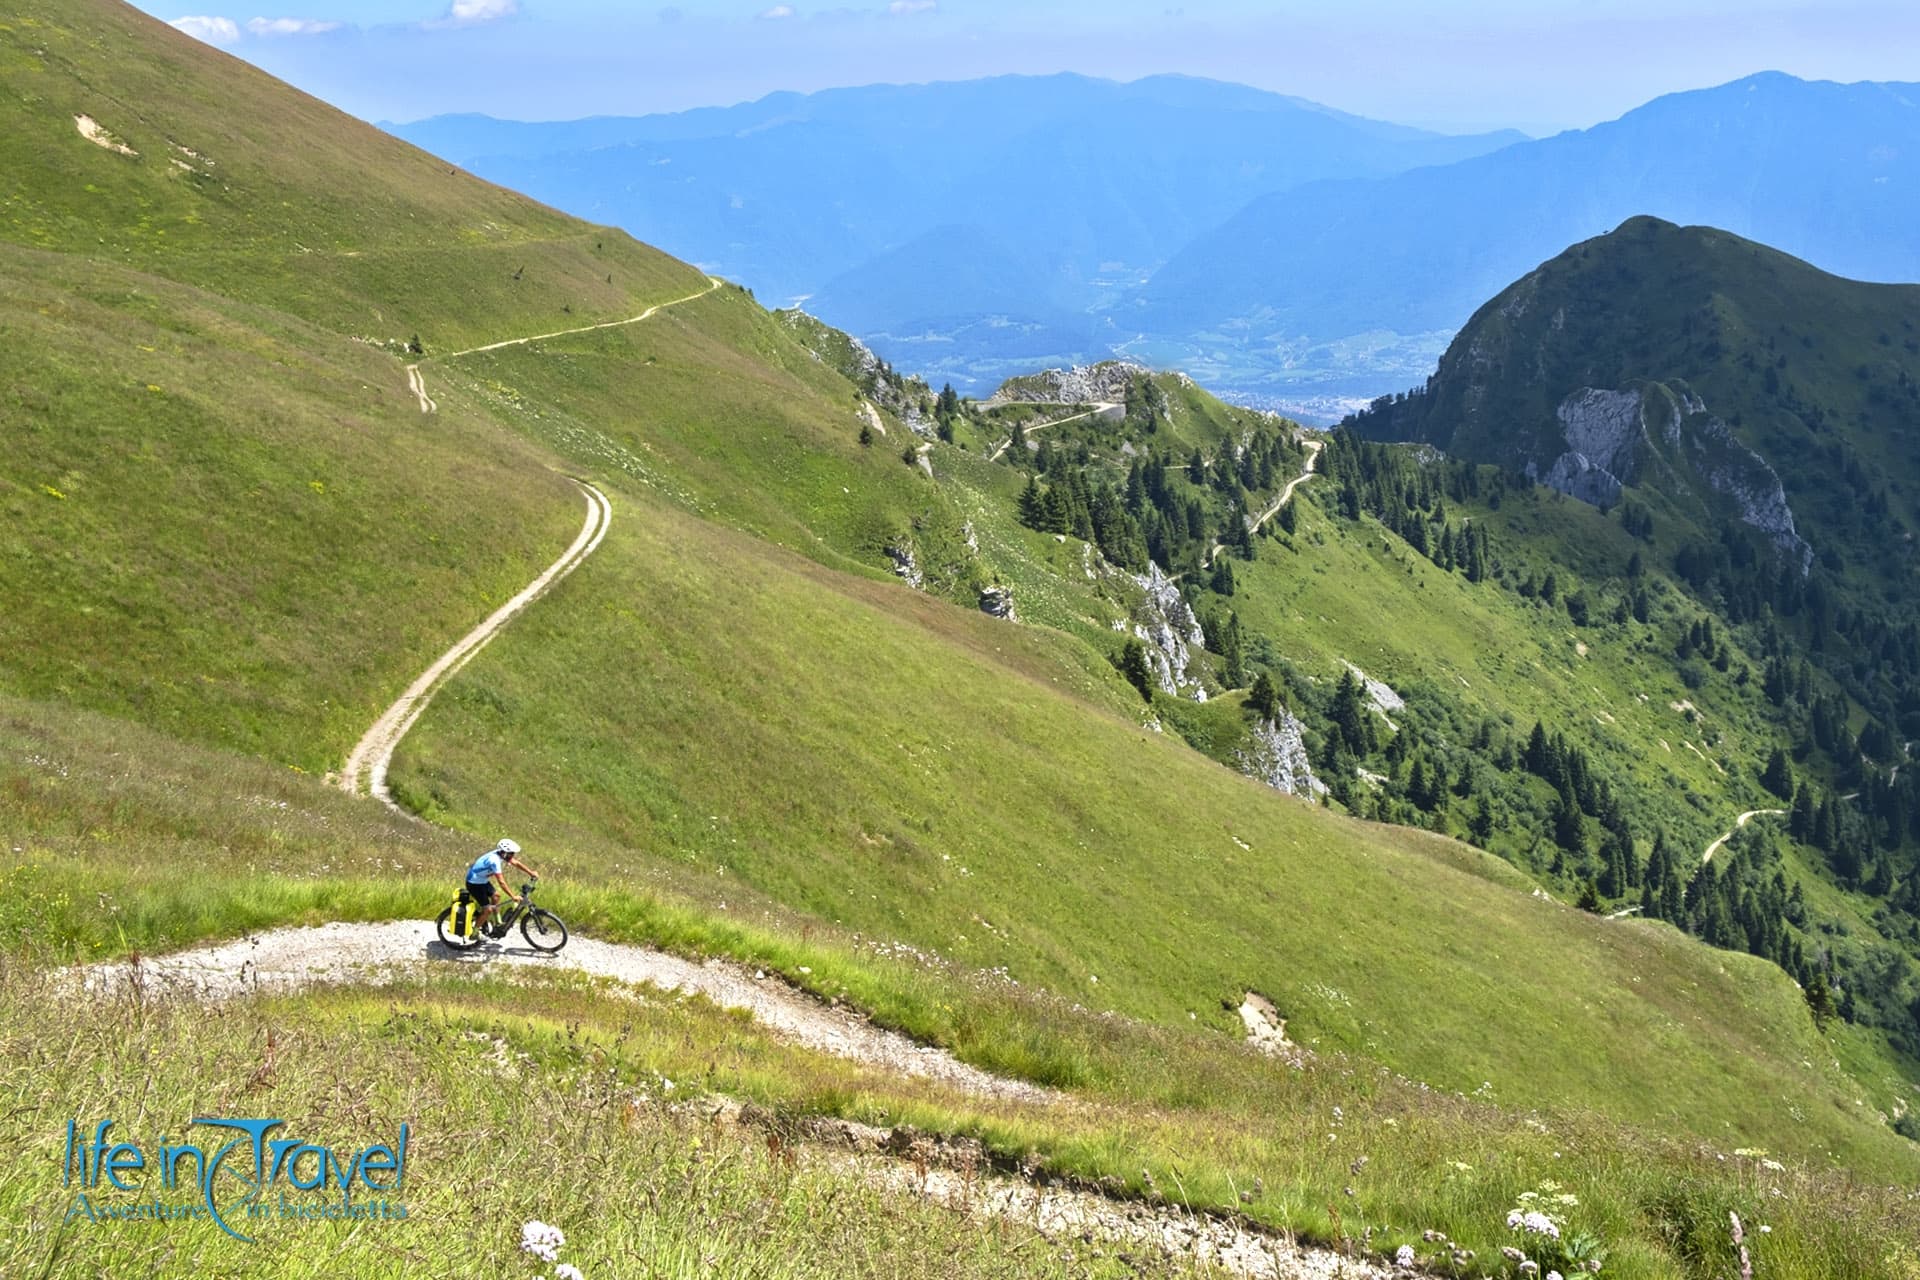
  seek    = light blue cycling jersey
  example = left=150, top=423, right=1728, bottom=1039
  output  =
left=466, top=850, right=505, bottom=885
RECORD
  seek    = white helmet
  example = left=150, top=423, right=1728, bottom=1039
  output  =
left=496, top=838, right=521, bottom=856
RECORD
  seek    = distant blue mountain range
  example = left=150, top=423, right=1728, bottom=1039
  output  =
left=391, top=71, right=1920, bottom=417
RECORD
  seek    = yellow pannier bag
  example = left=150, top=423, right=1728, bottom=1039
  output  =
left=452, top=891, right=477, bottom=939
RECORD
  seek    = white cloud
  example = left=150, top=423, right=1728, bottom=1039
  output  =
left=429, top=0, right=518, bottom=27
left=245, top=16, right=342, bottom=36
left=757, top=4, right=795, bottom=17
left=169, top=15, right=241, bottom=44
left=443, top=0, right=514, bottom=21
left=887, top=0, right=935, bottom=12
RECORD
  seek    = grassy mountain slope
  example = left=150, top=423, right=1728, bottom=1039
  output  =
left=388, top=480, right=1915, bottom=1174
left=0, top=244, right=587, bottom=766
left=12, top=696, right=1918, bottom=1277
left=1354, top=216, right=1920, bottom=586
left=1346, top=216, right=1920, bottom=1068
left=2, top=3, right=703, bottom=345
left=5, top=4, right=1920, bottom=1275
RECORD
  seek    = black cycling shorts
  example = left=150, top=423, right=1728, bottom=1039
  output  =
left=466, top=880, right=496, bottom=906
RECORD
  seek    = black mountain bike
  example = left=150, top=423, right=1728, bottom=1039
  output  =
left=436, top=881, right=569, bottom=953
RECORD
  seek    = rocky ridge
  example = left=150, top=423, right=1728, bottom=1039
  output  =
left=990, top=361, right=1146, bottom=407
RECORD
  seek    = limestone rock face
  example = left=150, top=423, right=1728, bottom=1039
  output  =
left=979, top=585, right=1016, bottom=620
left=886, top=542, right=923, bottom=590
left=1129, top=563, right=1207, bottom=700
left=989, top=361, right=1143, bottom=406
left=1682, top=410, right=1814, bottom=570
left=1523, top=385, right=1812, bottom=571
left=1531, top=387, right=1644, bottom=506
left=1234, top=712, right=1323, bottom=798
left=1342, top=661, right=1404, bottom=724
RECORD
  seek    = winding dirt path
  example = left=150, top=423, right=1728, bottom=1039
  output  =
left=856, top=1155, right=1385, bottom=1280
left=338, top=480, right=611, bottom=809
left=80, top=920, right=1047, bottom=1104
left=79, top=926, right=1377, bottom=1276
left=447, top=276, right=722, bottom=359
left=986, top=402, right=1121, bottom=462
left=1182, top=435, right=1320, bottom=571
left=1202, top=435, right=1323, bottom=569
left=358, top=279, right=728, bottom=793
left=402, top=276, right=722, bottom=414
left=1702, top=808, right=1786, bottom=864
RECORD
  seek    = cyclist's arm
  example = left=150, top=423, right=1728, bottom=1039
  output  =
left=507, top=855, right=538, bottom=880
left=490, top=872, right=521, bottom=903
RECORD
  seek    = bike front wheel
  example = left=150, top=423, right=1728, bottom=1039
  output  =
left=435, top=907, right=479, bottom=951
left=520, top=908, right=569, bottom=953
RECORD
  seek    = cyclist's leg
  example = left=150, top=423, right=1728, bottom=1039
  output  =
left=468, top=880, right=497, bottom=931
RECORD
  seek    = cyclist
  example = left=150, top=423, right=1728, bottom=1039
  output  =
left=465, top=838, right=537, bottom=937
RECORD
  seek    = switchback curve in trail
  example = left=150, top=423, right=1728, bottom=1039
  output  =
left=1702, top=807, right=1786, bottom=864
left=1204, top=436, right=1322, bottom=569
left=351, top=277, right=723, bottom=800
left=403, top=276, right=723, bottom=414
left=337, top=480, right=610, bottom=810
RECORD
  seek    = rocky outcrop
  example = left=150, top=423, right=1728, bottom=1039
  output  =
left=1128, top=564, right=1206, bottom=700
left=979, top=586, right=1016, bottom=620
left=1342, top=661, right=1403, bottom=725
left=886, top=542, right=923, bottom=590
left=1236, top=992, right=1306, bottom=1066
left=989, top=361, right=1143, bottom=407
left=1523, top=384, right=1813, bottom=572
left=1234, top=713, right=1323, bottom=798
left=777, top=308, right=931, bottom=434
left=1530, top=387, right=1644, bottom=506
left=1681, top=410, right=1815, bottom=570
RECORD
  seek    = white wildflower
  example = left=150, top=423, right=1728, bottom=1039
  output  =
left=520, top=1220, right=564, bottom=1263
left=1510, top=1209, right=1561, bottom=1240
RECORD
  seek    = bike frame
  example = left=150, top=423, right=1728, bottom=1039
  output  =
left=479, top=881, right=537, bottom=932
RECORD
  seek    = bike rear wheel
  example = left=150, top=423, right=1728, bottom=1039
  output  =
left=520, top=908, right=568, bottom=953
left=435, top=907, right=479, bottom=951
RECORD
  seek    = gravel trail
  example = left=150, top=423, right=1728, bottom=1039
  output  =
left=81, top=919, right=1051, bottom=1104
left=1205, top=437, right=1322, bottom=568
left=337, top=480, right=610, bottom=809
left=1702, top=807, right=1786, bottom=863
left=986, top=403, right=1121, bottom=462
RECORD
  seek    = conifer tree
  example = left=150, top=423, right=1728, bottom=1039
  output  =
left=1210, top=557, right=1236, bottom=596
left=1220, top=613, right=1246, bottom=689
left=1118, top=639, right=1154, bottom=703
left=1762, top=747, right=1795, bottom=799
left=1248, top=670, right=1280, bottom=721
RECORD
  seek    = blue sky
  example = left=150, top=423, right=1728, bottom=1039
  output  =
left=138, top=1, right=1920, bottom=134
